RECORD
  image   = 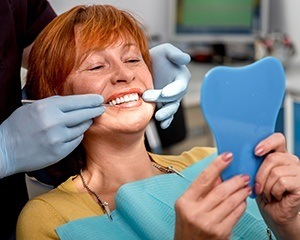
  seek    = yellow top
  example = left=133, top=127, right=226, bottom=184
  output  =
left=16, top=147, right=216, bottom=240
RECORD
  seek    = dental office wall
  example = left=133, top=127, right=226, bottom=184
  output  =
left=48, top=0, right=300, bottom=64
left=270, top=0, right=300, bottom=64
left=269, top=0, right=300, bottom=157
left=48, top=0, right=168, bottom=44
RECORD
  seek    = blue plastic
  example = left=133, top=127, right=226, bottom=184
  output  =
left=200, top=57, right=285, bottom=198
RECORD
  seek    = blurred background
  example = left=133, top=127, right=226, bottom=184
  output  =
left=34, top=0, right=300, bottom=157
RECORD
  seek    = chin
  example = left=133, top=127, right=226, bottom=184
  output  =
left=122, top=111, right=153, bottom=130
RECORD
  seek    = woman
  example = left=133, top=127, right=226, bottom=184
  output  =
left=17, top=5, right=300, bottom=240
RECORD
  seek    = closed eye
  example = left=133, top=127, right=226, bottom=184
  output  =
left=127, top=59, right=141, bottom=63
left=88, top=65, right=104, bottom=71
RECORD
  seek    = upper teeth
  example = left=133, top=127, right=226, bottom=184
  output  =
left=109, top=93, right=139, bottom=106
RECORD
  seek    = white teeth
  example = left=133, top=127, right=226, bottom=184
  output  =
left=108, top=93, right=139, bottom=106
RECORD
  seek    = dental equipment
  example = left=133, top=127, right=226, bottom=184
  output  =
left=21, top=99, right=112, bottom=107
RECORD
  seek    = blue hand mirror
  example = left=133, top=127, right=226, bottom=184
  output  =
left=200, top=57, right=285, bottom=198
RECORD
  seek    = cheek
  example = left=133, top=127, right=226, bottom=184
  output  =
left=63, top=78, right=105, bottom=95
left=148, top=79, right=154, bottom=89
left=142, top=70, right=154, bottom=89
left=73, top=85, right=96, bottom=94
left=62, top=78, right=84, bottom=95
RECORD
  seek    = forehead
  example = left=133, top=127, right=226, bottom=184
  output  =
left=74, top=26, right=139, bottom=64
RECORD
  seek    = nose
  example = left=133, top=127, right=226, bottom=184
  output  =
left=110, top=61, right=135, bottom=84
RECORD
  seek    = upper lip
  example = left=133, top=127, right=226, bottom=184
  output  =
left=105, top=88, right=143, bottom=104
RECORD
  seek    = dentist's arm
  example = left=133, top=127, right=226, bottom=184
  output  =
left=0, top=94, right=105, bottom=178
left=143, top=43, right=191, bottom=129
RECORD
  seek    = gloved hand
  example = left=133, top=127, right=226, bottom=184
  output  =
left=0, top=94, right=105, bottom=178
left=142, top=43, right=191, bottom=129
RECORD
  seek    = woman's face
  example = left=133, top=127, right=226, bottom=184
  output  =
left=62, top=38, right=155, bottom=136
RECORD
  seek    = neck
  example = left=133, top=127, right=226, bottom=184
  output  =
left=75, top=133, right=159, bottom=197
left=86, top=133, right=154, bottom=174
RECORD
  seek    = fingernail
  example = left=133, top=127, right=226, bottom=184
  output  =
left=222, top=152, right=233, bottom=162
left=254, top=183, right=261, bottom=195
left=241, top=175, right=250, bottom=184
left=255, top=146, right=264, bottom=156
left=246, top=186, right=252, bottom=195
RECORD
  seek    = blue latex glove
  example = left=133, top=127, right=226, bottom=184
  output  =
left=142, top=43, right=191, bottom=129
left=0, top=94, right=105, bottom=178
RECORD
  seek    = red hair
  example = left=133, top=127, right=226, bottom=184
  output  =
left=26, top=4, right=152, bottom=100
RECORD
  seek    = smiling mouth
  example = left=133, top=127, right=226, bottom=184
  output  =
left=108, top=93, right=139, bottom=106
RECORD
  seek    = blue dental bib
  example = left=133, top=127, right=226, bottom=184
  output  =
left=56, top=153, right=272, bottom=240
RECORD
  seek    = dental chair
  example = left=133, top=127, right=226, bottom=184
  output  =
left=25, top=174, right=54, bottom=199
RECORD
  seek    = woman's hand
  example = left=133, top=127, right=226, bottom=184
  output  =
left=254, top=132, right=300, bottom=239
left=174, top=152, right=252, bottom=240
